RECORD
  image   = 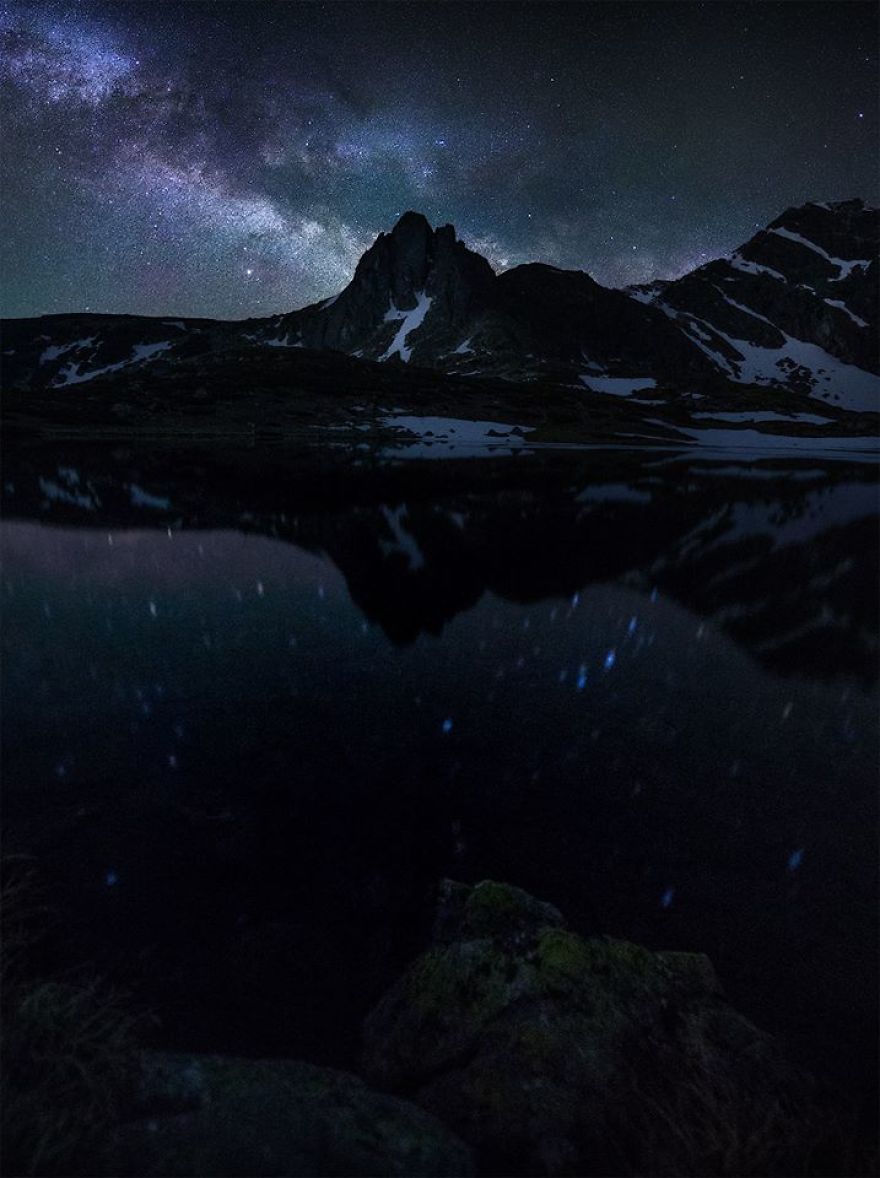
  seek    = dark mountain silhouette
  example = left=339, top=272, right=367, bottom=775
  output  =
left=640, top=199, right=879, bottom=405
left=2, top=199, right=877, bottom=411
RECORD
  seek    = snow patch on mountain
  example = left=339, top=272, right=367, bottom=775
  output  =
left=380, top=291, right=433, bottom=362
left=40, top=337, right=97, bottom=364
left=679, top=316, right=715, bottom=343
left=627, top=285, right=665, bottom=305
left=768, top=226, right=872, bottom=279
left=727, top=255, right=786, bottom=281
left=712, top=289, right=779, bottom=328
left=673, top=313, right=879, bottom=412
left=829, top=260, right=871, bottom=282
left=52, top=340, right=173, bottom=386
left=131, top=340, right=172, bottom=362
left=54, top=358, right=125, bottom=385
left=823, top=299, right=869, bottom=328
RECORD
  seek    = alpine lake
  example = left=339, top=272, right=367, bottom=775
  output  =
left=2, top=432, right=877, bottom=1105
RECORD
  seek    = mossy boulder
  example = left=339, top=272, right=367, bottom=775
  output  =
left=432, top=878, right=565, bottom=943
left=362, top=879, right=818, bottom=1177
left=103, top=1051, right=473, bottom=1176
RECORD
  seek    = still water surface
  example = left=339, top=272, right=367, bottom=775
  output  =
left=2, top=442, right=877, bottom=1084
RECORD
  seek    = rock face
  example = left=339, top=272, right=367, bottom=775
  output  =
left=642, top=199, right=879, bottom=409
left=277, top=201, right=877, bottom=407
left=276, top=217, right=710, bottom=386
left=105, top=1051, right=474, bottom=1177
left=289, top=212, right=497, bottom=361
left=2, top=199, right=877, bottom=408
left=362, top=879, right=818, bottom=1177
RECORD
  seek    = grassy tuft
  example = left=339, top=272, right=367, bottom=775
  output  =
left=601, top=1033, right=875, bottom=1178
left=1, top=859, right=144, bottom=1176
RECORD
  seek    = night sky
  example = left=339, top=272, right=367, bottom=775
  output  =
left=2, top=0, right=877, bottom=320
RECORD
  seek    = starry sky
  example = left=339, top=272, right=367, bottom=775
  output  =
left=2, top=0, right=877, bottom=320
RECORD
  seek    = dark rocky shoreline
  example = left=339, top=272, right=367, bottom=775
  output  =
left=5, top=876, right=874, bottom=1177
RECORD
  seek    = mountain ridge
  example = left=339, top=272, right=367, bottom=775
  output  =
left=2, top=198, right=878, bottom=412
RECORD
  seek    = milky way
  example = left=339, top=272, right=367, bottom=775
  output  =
left=2, top=0, right=877, bottom=319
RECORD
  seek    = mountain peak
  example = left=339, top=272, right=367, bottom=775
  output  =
left=285, top=208, right=493, bottom=359
left=390, top=210, right=435, bottom=237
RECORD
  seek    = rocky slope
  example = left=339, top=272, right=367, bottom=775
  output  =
left=2, top=199, right=877, bottom=411
left=635, top=199, right=879, bottom=411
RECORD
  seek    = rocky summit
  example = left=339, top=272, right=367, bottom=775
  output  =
left=287, top=211, right=497, bottom=361
left=2, top=199, right=877, bottom=411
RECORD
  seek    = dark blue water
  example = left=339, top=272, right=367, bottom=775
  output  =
left=2, top=442, right=877, bottom=1085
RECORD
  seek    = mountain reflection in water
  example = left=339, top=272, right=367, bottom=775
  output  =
left=1, top=442, right=877, bottom=1090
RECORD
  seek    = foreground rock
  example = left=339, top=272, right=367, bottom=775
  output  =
left=363, top=880, right=821, bottom=1177
left=104, top=1051, right=473, bottom=1177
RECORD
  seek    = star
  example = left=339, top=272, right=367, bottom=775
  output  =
left=0, top=0, right=876, bottom=317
